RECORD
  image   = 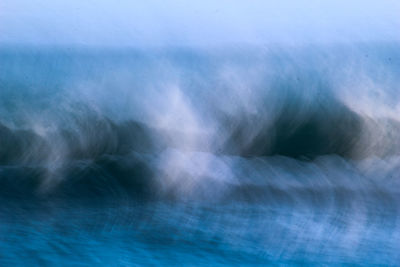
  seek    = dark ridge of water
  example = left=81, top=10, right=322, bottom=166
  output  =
left=1, top=44, right=400, bottom=265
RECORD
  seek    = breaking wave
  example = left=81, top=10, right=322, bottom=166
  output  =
left=1, top=44, right=400, bottom=201
left=1, top=43, right=400, bottom=264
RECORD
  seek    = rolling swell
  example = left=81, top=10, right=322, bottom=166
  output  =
left=0, top=106, right=400, bottom=201
left=2, top=45, right=400, bottom=265
left=0, top=101, right=366, bottom=165
left=1, top=44, right=400, bottom=202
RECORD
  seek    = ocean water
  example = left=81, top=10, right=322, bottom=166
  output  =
left=1, top=44, right=400, bottom=265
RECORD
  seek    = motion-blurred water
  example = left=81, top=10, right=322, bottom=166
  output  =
left=1, top=44, right=400, bottom=265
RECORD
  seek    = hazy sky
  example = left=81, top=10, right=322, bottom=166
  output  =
left=1, top=0, right=399, bottom=47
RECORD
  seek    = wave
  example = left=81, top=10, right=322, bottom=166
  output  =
left=1, top=43, right=400, bottom=201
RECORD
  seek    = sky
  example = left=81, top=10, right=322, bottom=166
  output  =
left=0, top=0, right=399, bottom=47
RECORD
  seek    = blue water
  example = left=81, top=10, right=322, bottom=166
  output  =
left=1, top=44, right=400, bottom=265
left=1, top=188, right=400, bottom=265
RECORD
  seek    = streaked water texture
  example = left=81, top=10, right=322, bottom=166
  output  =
left=1, top=44, right=400, bottom=265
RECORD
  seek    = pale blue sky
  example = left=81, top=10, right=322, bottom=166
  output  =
left=1, top=0, right=399, bottom=47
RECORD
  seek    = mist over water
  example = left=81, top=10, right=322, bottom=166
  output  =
left=1, top=0, right=400, bottom=265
